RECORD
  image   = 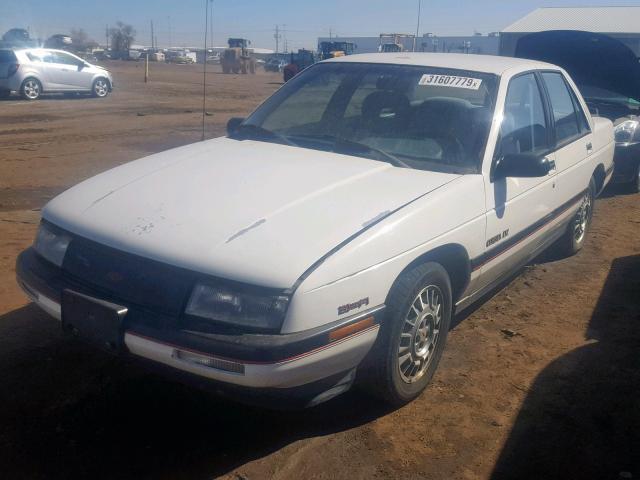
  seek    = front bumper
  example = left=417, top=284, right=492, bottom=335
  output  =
left=16, top=248, right=381, bottom=403
left=613, top=142, right=640, bottom=183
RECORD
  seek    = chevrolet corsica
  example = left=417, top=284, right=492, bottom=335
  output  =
left=17, top=53, right=614, bottom=407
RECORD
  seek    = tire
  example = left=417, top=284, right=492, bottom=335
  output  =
left=558, top=177, right=596, bottom=256
left=20, top=77, right=42, bottom=100
left=92, top=78, right=110, bottom=98
left=364, top=262, right=453, bottom=406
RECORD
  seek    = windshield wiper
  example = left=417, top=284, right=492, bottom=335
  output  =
left=232, top=124, right=299, bottom=148
left=290, top=133, right=409, bottom=168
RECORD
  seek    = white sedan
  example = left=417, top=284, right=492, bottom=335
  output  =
left=17, top=53, right=614, bottom=407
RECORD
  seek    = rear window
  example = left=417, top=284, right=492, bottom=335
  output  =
left=0, top=50, right=17, bottom=63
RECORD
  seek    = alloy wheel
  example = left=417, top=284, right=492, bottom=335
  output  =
left=398, top=285, right=443, bottom=383
left=23, top=79, right=40, bottom=99
left=94, top=79, right=108, bottom=97
left=573, top=190, right=592, bottom=244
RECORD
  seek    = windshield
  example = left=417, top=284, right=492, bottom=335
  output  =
left=238, top=62, right=498, bottom=174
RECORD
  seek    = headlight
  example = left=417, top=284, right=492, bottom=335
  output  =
left=185, top=283, right=289, bottom=331
left=33, top=222, right=71, bottom=267
left=614, top=119, right=640, bottom=144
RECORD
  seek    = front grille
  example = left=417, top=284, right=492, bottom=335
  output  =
left=62, top=236, right=195, bottom=316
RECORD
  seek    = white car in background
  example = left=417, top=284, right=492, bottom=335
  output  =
left=17, top=53, right=614, bottom=408
left=0, top=48, right=113, bottom=100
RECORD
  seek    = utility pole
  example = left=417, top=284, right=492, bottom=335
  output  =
left=283, top=24, right=288, bottom=53
left=413, top=0, right=422, bottom=52
left=329, top=28, right=332, bottom=41
left=168, top=16, right=172, bottom=49
left=150, top=20, right=154, bottom=50
left=106, top=24, right=109, bottom=50
left=202, top=0, right=213, bottom=141
left=210, top=0, right=214, bottom=50
left=274, top=25, right=280, bottom=54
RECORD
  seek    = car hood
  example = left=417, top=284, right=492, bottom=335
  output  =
left=43, top=137, right=458, bottom=288
left=515, top=30, right=640, bottom=104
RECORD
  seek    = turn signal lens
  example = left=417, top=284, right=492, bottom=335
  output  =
left=329, top=316, right=375, bottom=342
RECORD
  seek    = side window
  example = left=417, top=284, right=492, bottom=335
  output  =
left=542, top=72, right=583, bottom=144
left=53, top=52, right=80, bottom=66
left=568, top=83, right=591, bottom=134
left=499, top=73, right=549, bottom=156
left=26, top=52, right=42, bottom=62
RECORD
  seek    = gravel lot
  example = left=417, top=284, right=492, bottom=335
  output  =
left=1, top=60, right=638, bottom=480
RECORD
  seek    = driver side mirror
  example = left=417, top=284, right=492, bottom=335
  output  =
left=227, top=117, right=245, bottom=136
left=78, top=61, right=88, bottom=71
left=493, top=152, right=553, bottom=179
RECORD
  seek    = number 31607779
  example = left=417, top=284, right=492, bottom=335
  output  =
left=419, top=74, right=483, bottom=90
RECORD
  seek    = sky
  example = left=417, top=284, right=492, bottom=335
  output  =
left=3, top=0, right=640, bottom=51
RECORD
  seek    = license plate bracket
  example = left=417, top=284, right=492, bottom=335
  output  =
left=61, top=290, right=128, bottom=352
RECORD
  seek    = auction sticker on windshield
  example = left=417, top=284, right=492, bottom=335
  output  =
left=419, top=74, right=483, bottom=90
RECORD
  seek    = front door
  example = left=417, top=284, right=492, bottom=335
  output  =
left=477, top=72, right=558, bottom=287
left=42, top=51, right=92, bottom=90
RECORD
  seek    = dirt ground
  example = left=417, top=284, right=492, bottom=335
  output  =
left=1, top=61, right=639, bottom=480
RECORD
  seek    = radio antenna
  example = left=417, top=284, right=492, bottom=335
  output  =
left=202, top=0, right=213, bottom=141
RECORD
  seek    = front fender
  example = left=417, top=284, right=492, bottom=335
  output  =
left=281, top=175, right=486, bottom=333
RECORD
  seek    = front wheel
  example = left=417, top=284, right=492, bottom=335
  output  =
left=558, top=177, right=596, bottom=255
left=365, top=262, right=452, bottom=405
left=92, top=78, right=110, bottom=98
left=20, top=78, right=42, bottom=100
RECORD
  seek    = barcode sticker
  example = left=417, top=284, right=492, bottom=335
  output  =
left=418, top=74, right=483, bottom=90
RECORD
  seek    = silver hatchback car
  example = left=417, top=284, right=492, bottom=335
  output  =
left=0, top=48, right=113, bottom=100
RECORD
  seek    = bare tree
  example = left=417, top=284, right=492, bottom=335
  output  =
left=109, top=21, right=136, bottom=52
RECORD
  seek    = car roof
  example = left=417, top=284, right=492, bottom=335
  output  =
left=325, top=52, right=559, bottom=76
left=11, top=48, right=72, bottom=54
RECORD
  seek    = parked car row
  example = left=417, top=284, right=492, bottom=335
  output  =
left=263, top=56, right=287, bottom=72
left=16, top=53, right=619, bottom=408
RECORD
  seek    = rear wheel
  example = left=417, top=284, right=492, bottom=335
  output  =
left=20, top=78, right=42, bottom=100
left=365, top=262, right=452, bottom=406
left=558, top=177, right=596, bottom=255
left=92, top=78, right=110, bottom=98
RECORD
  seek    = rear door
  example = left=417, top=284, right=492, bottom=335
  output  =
left=478, top=72, right=558, bottom=287
left=539, top=71, right=593, bottom=204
